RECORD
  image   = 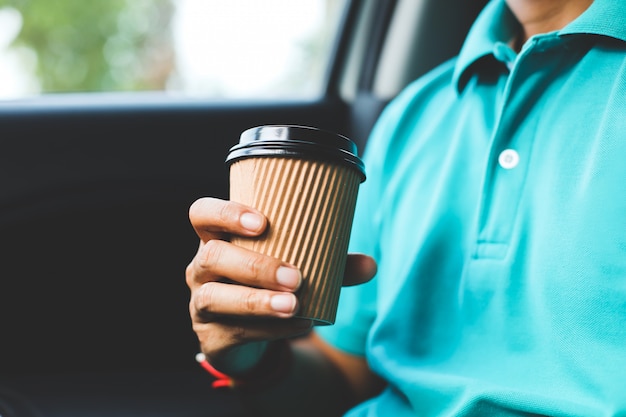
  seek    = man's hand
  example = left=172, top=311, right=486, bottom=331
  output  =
left=186, top=197, right=376, bottom=370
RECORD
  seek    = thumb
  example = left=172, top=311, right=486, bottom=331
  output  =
left=342, top=253, right=377, bottom=287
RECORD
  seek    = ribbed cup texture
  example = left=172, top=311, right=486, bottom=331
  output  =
left=229, top=157, right=361, bottom=325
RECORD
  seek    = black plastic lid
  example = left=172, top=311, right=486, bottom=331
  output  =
left=225, top=125, right=365, bottom=182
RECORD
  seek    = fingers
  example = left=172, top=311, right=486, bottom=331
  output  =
left=189, top=197, right=267, bottom=243
left=188, top=271, right=311, bottom=364
left=191, top=281, right=299, bottom=319
left=343, top=253, right=378, bottom=286
left=187, top=239, right=302, bottom=291
left=185, top=197, right=376, bottom=364
left=187, top=196, right=315, bottom=363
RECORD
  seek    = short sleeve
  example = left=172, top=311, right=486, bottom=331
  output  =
left=314, top=97, right=404, bottom=356
left=314, top=74, right=445, bottom=355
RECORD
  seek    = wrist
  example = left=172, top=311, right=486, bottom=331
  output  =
left=197, top=339, right=292, bottom=390
left=209, top=341, right=270, bottom=376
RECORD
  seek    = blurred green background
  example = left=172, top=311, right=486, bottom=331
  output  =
left=0, top=0, right=174, bottom=93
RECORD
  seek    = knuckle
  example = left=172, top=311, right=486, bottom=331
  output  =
left=195, top=281, right=219, bottom=313
left=185, top=260, right=198, bottom=288
left=241, top=253, right=267, bottom=283
left=189, top=197, right=241, bottom=230
left=216, top=200, right=240, bottom=225
left=240, top=289, right=264, bottom=313
left=188, top=197, right=211, bottom=223
left=197, top=240, right=223, bottom=271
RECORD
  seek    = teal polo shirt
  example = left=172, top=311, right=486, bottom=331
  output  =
left=316, top=0, right=626, bottom=415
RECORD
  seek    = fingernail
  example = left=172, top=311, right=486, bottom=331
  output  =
left=276, top=266, right=301, bottom=290
left=240, top=212, right=263, bottom=232
left=270, top=294, right=297, bottom=314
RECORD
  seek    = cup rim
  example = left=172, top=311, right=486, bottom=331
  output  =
left=225, top=125, right=366, bottom=182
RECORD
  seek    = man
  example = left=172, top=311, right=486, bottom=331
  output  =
left=186, top=0, right=626, bottom=415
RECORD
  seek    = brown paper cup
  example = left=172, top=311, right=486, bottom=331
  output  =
left=225, top=125, right=366, bottom=325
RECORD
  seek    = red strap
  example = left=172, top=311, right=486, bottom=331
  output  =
left=196, top=353, right=236, bottom=388
left=196, top=339, right=292, bottom=390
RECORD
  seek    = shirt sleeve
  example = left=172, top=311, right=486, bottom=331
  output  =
left=314, top=96, right=404, bottom=356
left=314, top=72, right=443, bottom=355
left=313, top=155, right=381, bottom=355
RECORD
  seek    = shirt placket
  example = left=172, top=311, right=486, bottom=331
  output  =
left=473, top=37, right=554, bottom=260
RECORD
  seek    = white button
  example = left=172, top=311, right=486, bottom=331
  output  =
left=498, top=149, right=519, bottom=169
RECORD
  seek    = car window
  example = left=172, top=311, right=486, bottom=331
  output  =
left=0, top=0, right=348, bottom=100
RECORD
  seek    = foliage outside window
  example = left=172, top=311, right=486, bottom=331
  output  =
left=0, top=0, right=345, bottom=100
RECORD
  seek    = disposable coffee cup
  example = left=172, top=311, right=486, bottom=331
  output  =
left=225, top=125, right=366, bottom=325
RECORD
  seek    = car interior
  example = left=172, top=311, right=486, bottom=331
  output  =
left=0, top=0, right=488, bottom=415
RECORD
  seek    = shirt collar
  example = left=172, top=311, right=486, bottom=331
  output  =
left=453, top=0, right=626, bottom=93
left=452, top=0, right=519, bottom=93
left=559, top=0, right=626, bottom=41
